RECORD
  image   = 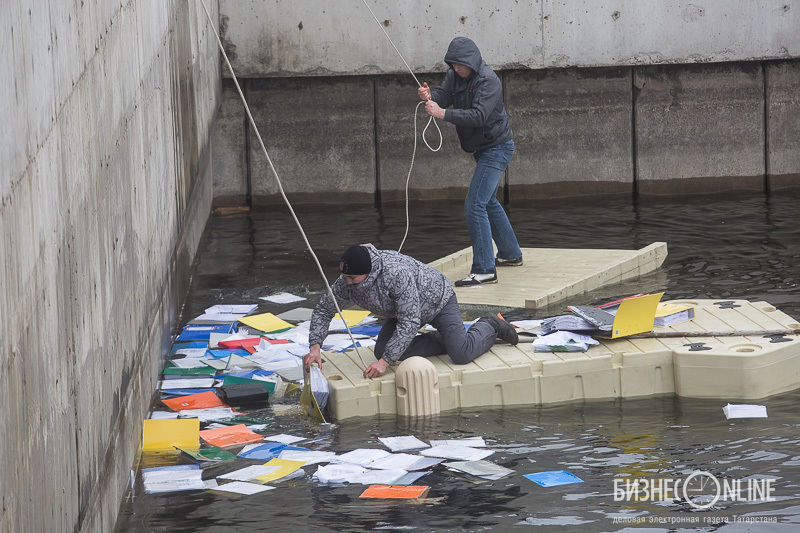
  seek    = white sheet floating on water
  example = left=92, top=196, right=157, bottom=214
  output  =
left=279, top=450, right=337, bottom=465
left=159, top=378, right=216, bottom=389
left=429, top=437, right=486, bottom=448
left=723, top=403, right=768, bottom=419
left=378, top=435, right=430, bottom=452
left=444, top=460, right=515, bottom=481
left=142, top=465, right=205, bottom=494
left=333, top=448, right=390, bottom=467
left=264, top=433, right=307, bottom=444
left=210, top=481, right=275, bottom=496
left=261, top=292, right=306, bottom=304
left=420, top=445, right=494, bottom=461
left=218, top=465, right=282, bottom=482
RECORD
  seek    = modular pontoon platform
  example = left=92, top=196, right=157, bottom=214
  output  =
left=317, top=243, right=800, bottom=420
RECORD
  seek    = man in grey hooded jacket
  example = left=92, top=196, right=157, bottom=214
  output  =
left=419, top=36, right=524, bottom=287
left=302, top=244, right=518, bottom=378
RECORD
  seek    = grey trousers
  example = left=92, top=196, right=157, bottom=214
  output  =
left=373, top=295, right=497, bottom=364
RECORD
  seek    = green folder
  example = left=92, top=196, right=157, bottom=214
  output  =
left=222, top=375, right=276, bottom=394
left=163, top=366, right=217, bottom=377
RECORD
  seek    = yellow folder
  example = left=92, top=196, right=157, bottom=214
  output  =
left=237, top=312, right=295, bottom=333
left=142, top=418, right=200, bottom=452
left=254, top=458, right=306, bottom=482
left=608, top=292, right=664, bottom=338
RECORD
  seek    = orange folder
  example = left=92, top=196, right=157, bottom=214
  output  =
left=162, top=391, right=227, bottom=412
left=199, top=424, right=264, bottom=448
left=360, top=485, right=430, bottom=499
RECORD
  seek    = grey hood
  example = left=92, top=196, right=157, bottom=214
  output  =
left=443, top=36, right=484, bottom=74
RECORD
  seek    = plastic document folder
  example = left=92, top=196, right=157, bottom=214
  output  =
left=142, top=418, right=200, bottom=451
left=360, top=485, right=430, bottom=499
left=568, top=292, right=664, bottom=338
left=524, top=470, right=584, bottom=487
left=200, top=424, right=264, bottom=448
left=162, top=391, right=227, bottom=412
left=300, top=366, right=329, bottom=423
left=176, top=323, right=236, bottom=341
left=237, top=313, right=295, bottom=333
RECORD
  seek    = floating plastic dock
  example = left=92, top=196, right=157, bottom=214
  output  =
left=430, top=242, right=668, bottom=309
left=320, top=299, right=800, bottom=421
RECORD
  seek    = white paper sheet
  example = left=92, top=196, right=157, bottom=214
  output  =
left=264, top=433, right=307, bottom=444
left=218, top=465, right=281, bottom=481
left=429, top=437, right=486, bottom=448
left=723, top=403, right=768, bottom=419
left=333, top=448, right=391, bottom=467
left=211, top=481, right=275, bottom=495
left=261, top=292, right=306, bottom=304
left=420, top=445, right=494, bottom=461
left=378, top=435, right=430, bottom=452
left=279, top=450, right=337, bottom=465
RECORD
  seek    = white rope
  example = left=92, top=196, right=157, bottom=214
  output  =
left=197, top=0, right=370, bottom=372
left=359, top=0, right=442, bottom=252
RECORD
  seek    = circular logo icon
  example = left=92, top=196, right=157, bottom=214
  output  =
left=682, top=471, right=721, bottom=510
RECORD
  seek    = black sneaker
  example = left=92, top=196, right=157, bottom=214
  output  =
left=495, top=256, right=523, bottom=267
left=455, top=272, right=498, bottom=287
left=480, top=313, right=519, bottom=345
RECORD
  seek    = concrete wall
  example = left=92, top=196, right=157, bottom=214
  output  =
left=0, top=1, right=220, bottom=531
left=211, top=59, right=800, bottom=205
left=210, top=1, right=800, bottom=205
left=218, top=0, right=800, bottom=76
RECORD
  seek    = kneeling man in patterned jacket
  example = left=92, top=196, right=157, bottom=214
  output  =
left=302, top=243, right=518, bottom=378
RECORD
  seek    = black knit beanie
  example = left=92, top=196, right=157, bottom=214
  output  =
left=340, top=245, right=372, bottom=275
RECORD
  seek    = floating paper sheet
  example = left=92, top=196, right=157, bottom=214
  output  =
left=261, top=292, right=307, bottom=304
left=723, top=403, right=768, bottom=419
left=207, top=304, right=259, bottom=315
left=351, top=468, right=409, bottom=486
left=429, top=437, right=486, bottom=448
left=524, top=470, right=584, bottom=487
left=159, top=378, right=216, bottom=390
left=172, top=348, right=209, bottom=359
left=334, top=448, right=391, bottom=467
left=218, top=465, right=281, bottom=481
left=142, top=418, right=199, bottom=451
left=178, top=407, right=242, bottom=423
left=366, top=453, right=421, bottom=471
left=444, top=460, right=514, bottom=480
left=314, top=463, right=366, bottom=484
left=264, top=433, right=307, bottom=444
left=378, top=436, right=430, bottom=452
left=142, top=465, right=204, bottom=494
left=278, top=450, right=337, bottom=465
left=148, top=411, right=179, bottom=420
left=211, top=481, right=276, bottom=496
left=420, top=445, right=494, bottom=461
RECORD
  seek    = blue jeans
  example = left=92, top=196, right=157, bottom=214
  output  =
left=466, top=140, right=522, bottom=274
left=374, top=295, right=496, bottom=364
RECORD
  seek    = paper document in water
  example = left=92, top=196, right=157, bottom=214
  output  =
left=723, top=403, right=768, bottom=419
left=378, top=435, right=430, bottom=452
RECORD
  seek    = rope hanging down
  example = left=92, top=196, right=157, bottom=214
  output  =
left=359, top=0, right=442, bottom=252
left=197, top=0, right=371, bottom=372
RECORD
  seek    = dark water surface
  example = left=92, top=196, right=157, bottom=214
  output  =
left=116, top=191, right=800, bottom=531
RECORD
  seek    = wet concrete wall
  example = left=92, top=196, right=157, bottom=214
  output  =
left=211, top=59, right=800, bottom=205
left=0, top=1, right=220, bottom=531
left=210, top=1, right=800, bottom=205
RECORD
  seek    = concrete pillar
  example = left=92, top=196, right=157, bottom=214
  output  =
left=211, top=80, right=249, bottom=206
left=505, top=67, right=634, bottom=199
left=766, top=61, right=800, bottom=190
left=634, top=63, right=765, bottom=195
